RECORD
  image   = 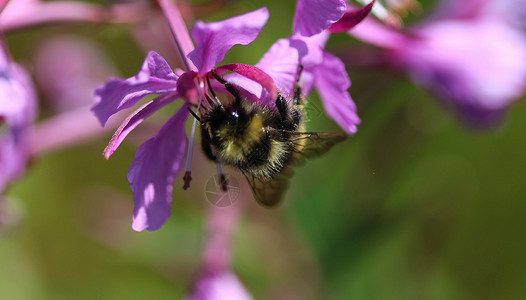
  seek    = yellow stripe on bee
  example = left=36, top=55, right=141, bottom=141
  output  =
left=245, top=113, right=264, bottom=144
left=220, top=113, right=265, bottom=159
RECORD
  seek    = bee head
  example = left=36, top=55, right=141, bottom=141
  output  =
left=226, top=107, right=243, bottom=126
left=206, top=104, right=249, bottom=134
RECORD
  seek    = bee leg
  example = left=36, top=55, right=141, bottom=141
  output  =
left=291, top=107, right=301, bottom=128
left=293, top=85, right=302, bottom=105
left=293, top=65, right=304, bottom=105
left=201, top=126, right=217, bottom=161
left=216, top=163, right=228, bottom=192
left=276, top=95, right=299, bottom=130
left=276, top=94, right=289, bottom=120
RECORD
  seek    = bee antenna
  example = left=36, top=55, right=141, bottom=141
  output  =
left=206, top=72, right=222, bottom=105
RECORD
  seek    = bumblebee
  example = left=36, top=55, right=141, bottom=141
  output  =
left=196, top=71, right=346, bottom=206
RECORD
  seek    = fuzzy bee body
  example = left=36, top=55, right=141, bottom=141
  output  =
left=201, top=95, right=303, bottom=179
left=199, top=72, right=346, bottom=206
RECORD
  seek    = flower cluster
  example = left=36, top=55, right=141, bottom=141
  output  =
left=342, top=0, right=526, bottom=126
left=0, top=43, right=36, bottom=195
left=2, top=0, right=526, bottom=297
left=93, top=7, right=275, bottom=232
left=93, top=0, right=372, bottom=232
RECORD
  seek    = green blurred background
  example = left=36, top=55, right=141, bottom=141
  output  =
left=3, top=0, right=526, bottom=299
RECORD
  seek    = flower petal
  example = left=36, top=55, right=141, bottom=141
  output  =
left=255, top=38, right=303, bottom=96
left=0, top=0, right=105, bottom=32
left=214, top=63, right=277, bottom=101
left=348, top=15, right=409, bottom=48
left=485, top=0, right=526, bottom=30
left=223, top=38, right=303, bottom=105
left=92, top=51, right=177, bottom=127
left=0, top=49, right=36, bottom=192
left=176, top=71, right=199, bottom=104
left=187, top=7, right=269, bottom=74
left=401, top=20, right=526, bottom=112
left=429, top=0, right=492, bottom=21
left=103, top=92, right=178, bottom=159
left=455, top=103, right=505, bottom=128
left=34, top=35, right=116, bottom=112
left=223, top=35, right=324, bottom=103
left=185, top=270, right=253, bottom=300
left=0, top=55, right=37, bottom=126
left=157, top=0, right=197, bottom=71
left=292, top=0, right=346, bottom=37
left=127, top=104, right=189, bottom=232
left=313, top=51, right=360, bottom=134
left=328, top=0, right=376, bottom=33
left=0, top=131, right=26, bottom=192
left=291, top=32, right=329, bottom=94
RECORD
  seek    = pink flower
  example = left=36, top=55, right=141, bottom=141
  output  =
left=93, top=1, right=374, bottom=231
left=0, top=0, right=105, bottom=31
left=229, top=0, right=373, bottom=134
left=291, top=0, right=371, bottom=134
left=346, top=0, right=526, bottom=126
left=34, top=35, right=116, bottom=112
left=184, top=270, right=253, bottom=300
left=0, top=43, right=37, bottom=193
left=93, top=7, right=279, bottom=231
left=0, top=0, right=147, bottom=32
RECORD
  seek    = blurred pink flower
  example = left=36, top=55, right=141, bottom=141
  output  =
left=184, top=205, right=248, bottom=299
left=0, top=43, right=37, bottom=193
left=0, top=0, right=149, bottom=32
left=0, top=0, right=105, bottom=31
left=292, top=0, right=346, bottom=36
left=346, top=0, right=526, bottom=126
left=34, top=35, right=116, bottom=112
left=184, top=270, right=253, bottom=300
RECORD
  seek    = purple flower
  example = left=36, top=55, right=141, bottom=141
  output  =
left=0, top=0, right=105, bottom=32
left=290, top=0, right=376, bottom=133
left=228, top=0, right=371, bottom=134
left=291, top=32, right=361, bottom=134
left=184, top=270, right=253, bottom=300
left=0, top=43, right=37, bottom=193
left=184, top=205, right=247, bottom=299
left=34, top=35, right=116, bottom=112
left=0, top=0, right=148, bottom=32
left=292, top=0, right=346, bottom=37
left=431, top=0, right=526, bottom=29
left=93, top=7, right=279, bottom=231
left=346, top=0, right=526, bottom=126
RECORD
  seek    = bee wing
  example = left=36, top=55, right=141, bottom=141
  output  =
left=243, top=130, right=347, bottom=206
left=242, top=166, right=294, bottom=207
left=271, top=129, right=348, bottom=160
